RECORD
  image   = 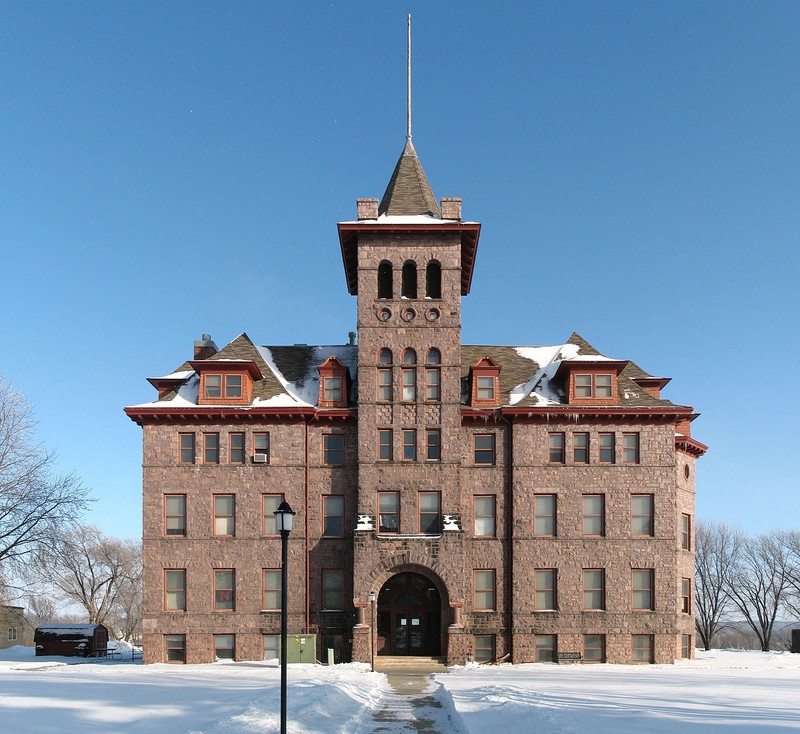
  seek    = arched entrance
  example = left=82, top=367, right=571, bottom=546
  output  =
left=376, top=572, right=441, bottom=656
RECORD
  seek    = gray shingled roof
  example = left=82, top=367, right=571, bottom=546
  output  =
left=378, top=138, right=441, bottom=217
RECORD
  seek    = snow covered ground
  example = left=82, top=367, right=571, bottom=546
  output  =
left=1, top=646, right=799, bottom=733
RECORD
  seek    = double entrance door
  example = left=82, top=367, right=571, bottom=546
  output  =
left=376, top=572, right=441, bottom=656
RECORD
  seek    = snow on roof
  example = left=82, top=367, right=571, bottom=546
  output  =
left=509, top=344, right=578, bottom=406
left=340, top=214, right=473, bottom=225
left=255, top=344, right=358, bottom=406
left=151, top=369, right=194, bottom=381
left=36, top=625, right=101, bottom=634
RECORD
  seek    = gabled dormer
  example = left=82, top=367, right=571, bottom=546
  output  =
left=191, top=360, right=262, bottom=406
left=469, top=356, right=501, bottom=407
left=556, top=359, right=628, bottom=405
left=318, top=356, right=350, bottom=408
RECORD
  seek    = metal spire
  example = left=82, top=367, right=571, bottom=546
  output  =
left=407, top=13, right=412, bottom=140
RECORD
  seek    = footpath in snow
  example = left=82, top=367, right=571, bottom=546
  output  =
left=1, top=647, right=800, bottom=733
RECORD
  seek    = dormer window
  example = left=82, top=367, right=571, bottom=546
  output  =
left=470, top=356, right=501, bottom=408
left=192, top=361, right=261, bottom=406
left=556, top=360, right=627, bottom=405
left=575, top=374, right=612, bottom=399
left=317, top=356, right=349, bottom=408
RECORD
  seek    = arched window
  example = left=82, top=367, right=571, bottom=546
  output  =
left=402, top=261, right=417, bottom=299
left=426, top=261, right=441, bottom=299
left=378, top=261, right=393, bottom=299
left=403, top=348, right=417, bottom=365
left=379, top=348, right=393, bottom=364
left=427, top=348, right=441, bottom=364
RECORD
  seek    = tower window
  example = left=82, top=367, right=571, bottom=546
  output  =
left=426, top=261, right=442, bottom=299
left=378, top=261, right=393, bottom=299
left=402, top=260, right=417, bottom=298
left=379, top=348, right=393, bottom=364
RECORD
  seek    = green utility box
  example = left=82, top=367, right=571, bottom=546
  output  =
left=285, top=634, right=316, bottom=663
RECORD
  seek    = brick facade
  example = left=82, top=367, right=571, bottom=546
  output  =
left=128, top=141, right=705, bottom=666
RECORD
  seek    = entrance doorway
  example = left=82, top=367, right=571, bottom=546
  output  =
left=376, top=572, right=441, bottom=656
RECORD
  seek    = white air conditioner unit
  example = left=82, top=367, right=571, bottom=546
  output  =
left=252, top=454, right=268, bottom=464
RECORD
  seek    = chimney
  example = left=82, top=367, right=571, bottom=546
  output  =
left=193, top=333, right=218, bottom=360
left=348, top=331, right=356, bottom=346
left=440, top=197, right=462, bottom=220
left=357, top=198, right=379, bottom=220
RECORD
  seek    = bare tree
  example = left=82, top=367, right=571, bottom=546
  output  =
left=0, top=376, right=90, bottom=580
left=35, top=525, right=140, bottom=631
left=780, top=530, right=800, bottom=621
left=726, top=531, right=792, bottom=652
left=694, top=521, right=742, bottom=650
left=105, top=541, right=143, bottom=642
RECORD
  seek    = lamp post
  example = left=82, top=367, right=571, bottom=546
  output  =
left=274, top=500, right=296, bottom=734
left=369, top=591, right=376, bottom=672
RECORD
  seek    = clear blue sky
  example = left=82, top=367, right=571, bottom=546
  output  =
left=2, top=2, right=798, bottom=540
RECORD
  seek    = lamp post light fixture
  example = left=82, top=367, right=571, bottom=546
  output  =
left=369, top=591, right=376, bottom=672
left=274, top=500, right=296, bottom=734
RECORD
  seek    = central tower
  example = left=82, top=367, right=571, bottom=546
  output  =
left=338, top=135, right=480, bottom=660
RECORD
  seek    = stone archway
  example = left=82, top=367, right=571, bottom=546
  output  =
left=376, top=571, right=441, bottom=656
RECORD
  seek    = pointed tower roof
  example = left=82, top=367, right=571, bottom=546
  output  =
left=378, top=138, right=441, bottom=217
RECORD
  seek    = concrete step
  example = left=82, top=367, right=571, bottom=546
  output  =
left=374, top=655, right=448, bottom=673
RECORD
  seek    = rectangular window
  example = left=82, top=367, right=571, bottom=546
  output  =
left=205, top=374, right=222, bottom=398
left=534, top=569, right=557, bottom=610
left=323, top=434, right=344, bottom=465
left=164, top=569, right=186, bottom=611
left=681, top=514, right=691, bottom=550
left=225, top=374, right=242, bottom=398
left=681, top=578, right=691, bottom=614
left=535, top=634, right=557, bottom=663
left=214, top=634, right=235, bottom=661
left=229, top=432, right=245, bottom=464
left=164, top=494, right=186, bottom=536
left=322, top=569, right=344, bottom=610
left=473, top=496, right=496, bottom=537
left=583, top=634, right=605, bottom=663
left=583, top=569, right=605, bottom=610
left=573, top=432, right=589, bottom=464
left=378, top=492, right=399, bottom=533
left=548, top=432, right=565, bottom=463
left=263, top=569, right=281, bottom=611
left=598, top=432, right=615, bottom=463
left=322, top=495, right=344, bottom=537
left=474, top=569, right=496, bottom=611
left=632, top=634, right=654, bottom=663
left=402, top=368, right=416, bottom=401
left=262, top=494, right=283, bottom=535
left=165, top=634, right=186, bottom=663
left=534, top=494, right=556, bottom=536
left=576, top=374, right=613, bottom=398
left=575, top=374, right=592, bottom=397
left=474, top=434, right=496, bottom=465
left=474, top=635, right=495, bottom=663
left=203, top=433, right=219, bottom=464
left=476, top=375, right=495, bottom=401
left=324, top=376, right=342, bottom=402
left=426, top=368, right=441, bottom=401
left=378, top=429, right=393, bottom=461
left=582, top=494, right=604, bottom=536
left=214, top=569, right=235, bottom=611
left=263, top=634, right=279, bottom=662
left=419, top=492, right=441, bottom=534
left=623, top=432, right=640, bottom=463
left=402, top=429, right=417, bottom=461
left=179, top=433, right=195, bottom=464
left=595, top=374, right=612, bottom=397
left=213, top=494, right=235, bottom=536
left=632, top=569, right=655, bottom=611
left=631, top=494, right=654, bottom=537
left=426, top=429, right=441, bottom=461
left=681, top=634, right=692, bottom=659
left=378, top=368, right=392, bottom=401
left=8, top=628, right=17, bottom=641
left=254, top=432, right=270, bottom=462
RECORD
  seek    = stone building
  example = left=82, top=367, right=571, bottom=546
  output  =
left=0, top=605, right=24, bottom=650
left=126, top=136, right=706, bottom=665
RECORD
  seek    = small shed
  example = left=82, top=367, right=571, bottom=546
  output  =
left=34, top=624, right=109, bottom=657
